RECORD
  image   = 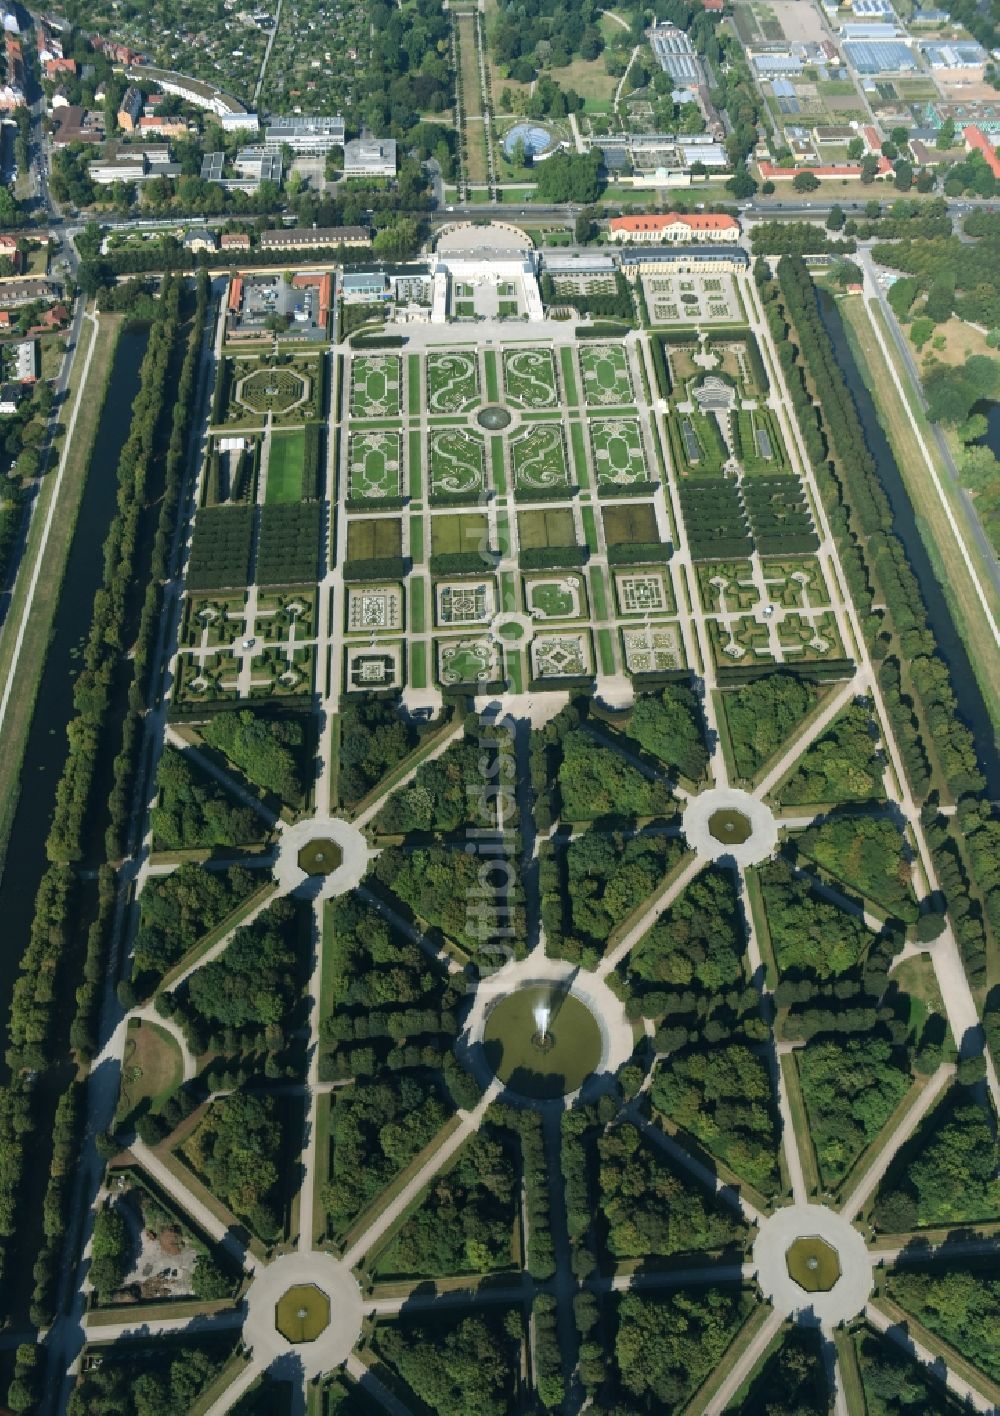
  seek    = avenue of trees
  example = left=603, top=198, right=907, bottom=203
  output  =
left=874, top=1089, right=1000, bottom=1231
left=777, top=701, right=884, bottom=805
left=597, top=1121, right=745, bottom=1261
left=732, top=1329, right=830, bottom=1416
left=201, top=709, right=309, bottom=808
left=150, top=748, right=266, bottom=851
left=336, top=696, right=419, bottom=809
left=769, top=256, right=985, bottom=803
left=133, top=862, right=260, bottom=990
left=374, top=1123, right=518, bottom=1278
left=651, top=1041, right=782, bottom=1196
left=721, top=673, right=819, bottom=781
left=0, top=279, right=211, bottom=1320
left=856, top=1327, right=962, bottom=1415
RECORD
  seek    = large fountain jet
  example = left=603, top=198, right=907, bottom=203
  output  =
left=533, top=997, right=551, bottom=1044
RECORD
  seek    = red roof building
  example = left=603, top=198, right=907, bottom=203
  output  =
left=963, top=125, right=1000, bottom=180
left=757, top=157, right=892, bottom=180
left=608, top=211, right=740, bottom=242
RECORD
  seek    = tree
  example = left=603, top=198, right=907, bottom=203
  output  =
left=793, top=170, right=820, bottom=193
left=826, top=204, right=845, bottom=231
left=533, top=150, right=603, bottom=203
left=726, top=166, right=757, bottom=199
left=848, top=136, right=865, bottom=160
left=861, top=154, right=880, bottom=184
left=935, top=116, right=956, bottom=150
left=372, top=217, right=420, bottom=260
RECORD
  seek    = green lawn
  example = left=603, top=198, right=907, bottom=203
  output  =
left=408, top=429, right=423, bottom=499
left=410, top=641, right=427, bottom=688
left=581, top=504, right=599, bottom=553
left=570, top=421, right=590, bottom=488
left=410, top=574, right=426, bottom=633
left=491, top=437, right=507, bottom=495
left=598, top=627, right=615, bottom=675
left=560, top=346, right=579, bottom=407
left=266, top=431, right=305, bottom=504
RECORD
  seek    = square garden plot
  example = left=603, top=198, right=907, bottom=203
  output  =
left=346, top=518, right=403, bottom=561
left=524, top=573, right=586, bottom=620
left=511, top=425, right=571, bottom=495
left=517, top=507, right=578, bottom=550
left=589, top=419, right=650, bottom=490
left=426, top=350, right=480, bottom=413
left=530, top=630, right=593, bottom=680
left=579, top=343, right=634, bottom=406
left=502, top=347, right=559, bottom=408
left=346, top=642, right=404, bottom=691
left=435, top=578, right=496, bottom=626
left=697, top=561, right=759, bottom=614
left=350, top=354, right=401, bottom=418
left=349, top=430, right=402, bottom=501
left=437, top=635, right=501, bottom=686
left=236, top=364, right=310, bottom=416
left=621, top=623, right=685, bottom=673
left=346, top=584, right=404, bottom=634
left=429, top=428, right=485, bottom=499
left=614, top=569, right=675, bottom=617
left=430, top=512, right=490, bottom=557
left=601, top=502, right=659, bottom=546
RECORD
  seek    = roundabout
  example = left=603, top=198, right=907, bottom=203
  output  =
left=482, top=984, right=603, bottom=1100
left=462, top=954, right=634, bottom=1106
left=753, top=1204, right=873, bottom=1323
left=275, top=816, right=372, bottom=898
left=682, top=787, right=778, bottom=866
left=244, top=1252, right=363, bottom=1377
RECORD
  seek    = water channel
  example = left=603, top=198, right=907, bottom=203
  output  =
left=819, top=290, right=999, bottom=797
left=0, top=327, right=149, bottom=1069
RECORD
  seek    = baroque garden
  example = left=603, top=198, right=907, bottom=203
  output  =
left=65, top=237, right=1000, bottom=1416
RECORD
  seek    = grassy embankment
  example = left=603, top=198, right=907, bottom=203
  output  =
left=0, top=311, right=122, bottom=872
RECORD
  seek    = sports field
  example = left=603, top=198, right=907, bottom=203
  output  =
left=266, top=431, right=305, bottom=504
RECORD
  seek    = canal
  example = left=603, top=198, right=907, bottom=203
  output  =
left=820, top=290, right=999, bottom=797
left=0, top=327, right=149, bottom=1067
